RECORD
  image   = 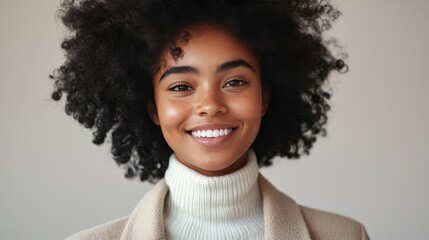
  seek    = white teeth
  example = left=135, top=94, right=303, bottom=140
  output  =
left=190, top=128, right=233, bottom=138
left=213, top=129, right=219, bottom=137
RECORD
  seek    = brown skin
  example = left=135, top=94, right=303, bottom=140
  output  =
left=149, top=22, right=269, bottom=176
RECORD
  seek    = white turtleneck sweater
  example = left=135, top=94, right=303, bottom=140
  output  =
left=163, top=149, right=264, bottom=240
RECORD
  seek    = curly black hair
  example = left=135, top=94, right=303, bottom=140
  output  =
left=50, top=0, right=347, bottom=183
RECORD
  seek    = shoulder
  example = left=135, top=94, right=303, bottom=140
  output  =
left=299, top=205, right=370, bottom=240
left=64, top=179, right=168, bottom=240
left=257, top=173, right=370, bottom=239
left=65, top=216, right=129, bottom=240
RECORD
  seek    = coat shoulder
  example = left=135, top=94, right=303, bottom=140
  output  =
left=65, top=216, right=129, bottom=240
left=299, top=205, right=370, bottom=240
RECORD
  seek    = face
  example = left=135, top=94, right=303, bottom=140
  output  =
left=149, top=23, right=269, bottom=176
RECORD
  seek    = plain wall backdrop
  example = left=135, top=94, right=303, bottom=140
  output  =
left=1, top=0, right=428, bottom=239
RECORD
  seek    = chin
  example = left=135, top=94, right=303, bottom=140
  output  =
left=198, top=159, right=233, bottom=170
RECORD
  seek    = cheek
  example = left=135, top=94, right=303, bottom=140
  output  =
left=229, top=90, right=264, bottom=126
left=157, top=99, right=190, bottom=131
left=164, top=106, right=181, bottom=118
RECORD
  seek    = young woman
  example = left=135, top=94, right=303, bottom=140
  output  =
left=51, top=0, right=369, bottom=239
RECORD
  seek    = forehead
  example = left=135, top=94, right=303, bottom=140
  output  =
left=155, top=22, right=259, bottom=78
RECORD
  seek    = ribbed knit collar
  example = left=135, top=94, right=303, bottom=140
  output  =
left=163, top=148, right=264, bottom=239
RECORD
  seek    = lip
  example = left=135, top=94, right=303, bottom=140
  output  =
left=186, top=125, right=238, bottom=148
left=186, top=123, right=238, bottom=132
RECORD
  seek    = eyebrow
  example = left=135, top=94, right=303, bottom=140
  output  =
left=217, top=59, right=256, bottom=73
left=159, top=59, right=256, bottom=81
left=159, top=66, right=198, bottom=81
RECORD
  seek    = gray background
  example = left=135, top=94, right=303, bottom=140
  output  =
left=1, top=0, right=428, bottom=239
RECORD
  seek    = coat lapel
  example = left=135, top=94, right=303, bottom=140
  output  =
left=119, top=178, right=168, bottom=240
left=119, top=172, right=311, bottom=240
left=258, top=173, right=311, bottom=240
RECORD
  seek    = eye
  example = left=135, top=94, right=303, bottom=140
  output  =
left=223, top=78, right=248, bottom=88
left=169, top=83, right=193, bottom=92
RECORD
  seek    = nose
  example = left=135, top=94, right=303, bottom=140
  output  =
left=194, top=88, right=227, bottom=117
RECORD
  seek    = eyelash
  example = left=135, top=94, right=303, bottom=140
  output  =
left=224, top=79, right=248, bottom=87
left=169, top=83, right=192, bottom=92
left=168, top=78, right=248, bottom=92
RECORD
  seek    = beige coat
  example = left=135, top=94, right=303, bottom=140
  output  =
left=66, top=173, right=370, bottom=240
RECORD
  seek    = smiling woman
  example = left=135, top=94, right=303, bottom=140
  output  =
left=149, top=23, right=267, bottom=176
left=50, top=0, right=369, bottom=239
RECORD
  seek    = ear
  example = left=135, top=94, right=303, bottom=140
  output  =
left=147, top=99, right=160, bottom=126
left=261, top=85, right=271, bottom=116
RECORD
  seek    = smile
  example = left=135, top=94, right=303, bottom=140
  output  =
left=190, top=128, right=233, bottom=138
